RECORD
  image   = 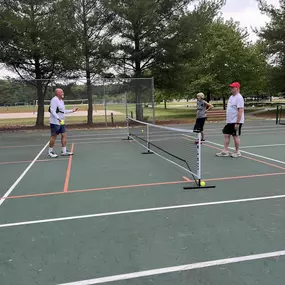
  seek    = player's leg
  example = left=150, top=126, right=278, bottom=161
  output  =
left=193, top=118, right=204, bottom=143
left=60, top=125, right=73, bottom=156
left=193, top=118, right=200, bottom=133
left=48, top=124, right=59, bottom=158
left=61, top=133, right=67, bottom=152
left=231, top=124, right=242, bottom=158
left=216, top=124, right=232, bottom=157
left=200, top=118, right=206, bottom=141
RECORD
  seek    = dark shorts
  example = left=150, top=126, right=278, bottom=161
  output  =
left=194, top=118, right=206, bottom=132
left=223, top=123, right=242, bottom=136
left=50, top=124, right=66, bottom=136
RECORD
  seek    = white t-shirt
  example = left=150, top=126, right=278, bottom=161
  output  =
left=226, top=93, right=244, bottom=124
left=49, top=96, right=73, bottom=125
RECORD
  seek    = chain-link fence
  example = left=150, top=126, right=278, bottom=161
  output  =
left=0, top=77, right=155, bottom=127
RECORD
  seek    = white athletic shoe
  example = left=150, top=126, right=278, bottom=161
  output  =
left=216, top=151, right=230, bottom=157
left=48, top=151, right=58, bottom=158
left=231, top=152, right=241, bottom=158
left=61, top=151, right=73, bottom=156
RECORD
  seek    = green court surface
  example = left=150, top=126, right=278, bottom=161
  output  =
left=0, top=120, right=285, bottom=285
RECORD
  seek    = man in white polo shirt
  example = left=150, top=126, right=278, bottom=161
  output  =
left=48, top=88, right=78, bottom=158
left=216, top=82, right=244, bottom=158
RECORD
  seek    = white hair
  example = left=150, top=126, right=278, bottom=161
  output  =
left=197, top=92, right=205, bottom=99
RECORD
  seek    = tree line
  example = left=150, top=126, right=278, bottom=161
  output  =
left=0, top=0, right=284, bottom=126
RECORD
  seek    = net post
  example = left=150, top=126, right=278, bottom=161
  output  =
left=142, top=124, right=154, bottom=154
left=184, top=132, right=215, bottom=190
left=147, top=124, right=150, bottom=148
left=122, top=117, right=133, bottom=141
left=197, top=132, right=201, bottom=182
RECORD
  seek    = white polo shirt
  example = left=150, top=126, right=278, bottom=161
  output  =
left=49, top=96, right=73, bottom=125
left=226, top=93, right=244, bottom=124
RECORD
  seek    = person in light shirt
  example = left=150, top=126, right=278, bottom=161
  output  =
left=216, top=82, right=244, bottom=158
left=48, top=88, right=78, bottom=158
left=193, top=92, right=213, bottom=142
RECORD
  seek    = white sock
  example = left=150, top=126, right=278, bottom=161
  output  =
left=49, top=147, right=53, bottom=153
left=62, top=147, right=67, bottom=153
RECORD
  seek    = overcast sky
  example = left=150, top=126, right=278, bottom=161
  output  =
left=0, top=0, right=280, bottom=78
left=222, top=0, right=280, bottom=41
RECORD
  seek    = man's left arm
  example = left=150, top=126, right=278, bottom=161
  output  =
left=236, top=108, right=243, bottom=124
left=235, top=97, right=244, bottom=128
left=64, top=107, right=78, bottom=114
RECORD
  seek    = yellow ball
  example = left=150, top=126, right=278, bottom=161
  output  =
left=141, top=130, right=144, bottom=132
left=200, top=181, right=206, bottom=187
left=60, top=120, right=65, bottom=125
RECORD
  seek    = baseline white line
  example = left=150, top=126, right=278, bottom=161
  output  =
left=57, top=250, right=285, bottom=285
left=0, top=141, right=49, bottom=207
left=2, top=193, right=285, bottom=228
left=76, top=140, right=121, bottom=145
left=188, top=137, right=285, bottom=166
left=240, top=143, right=285, bottom=149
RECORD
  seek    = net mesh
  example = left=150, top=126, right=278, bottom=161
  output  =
left=279, top=105, right=285, bottom=125
left=127, top=118, right=201, bottom=185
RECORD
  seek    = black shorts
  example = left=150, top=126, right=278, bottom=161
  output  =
left=50, top=124, right=66, bottom=136
left=194, top=118, right=206, bottom=132
left=223, top=123, right=242, bottom=136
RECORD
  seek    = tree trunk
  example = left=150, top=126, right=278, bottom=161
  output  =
left=223, top=96, right=226, bottom=110
left=86, top=69, right=93, bottom=124
left=206, top=91, right=210, bottom=103
left=35, top=59, right=44, bottom=127
left=134, top=34, right=143, bottom=121
left=135, top=88, right=143, bottom=121
left=164, top=99, right=167, bottom=109
left=82, top=0, right=93, bottom=125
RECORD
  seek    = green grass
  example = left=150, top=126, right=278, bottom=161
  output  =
left=0, top=101, right=279, bottom=128
left=0, top=106, right=197, bottom=127
left=0, top=105, right=86, bottom=113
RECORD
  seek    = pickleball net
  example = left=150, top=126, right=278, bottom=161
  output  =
left=126, top=118, right=214, bottom=189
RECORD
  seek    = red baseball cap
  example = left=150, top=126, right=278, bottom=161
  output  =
left=229, top=82, right=240, bottom=88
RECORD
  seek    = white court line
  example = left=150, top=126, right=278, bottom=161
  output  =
left=184, top=136, right=285, bottom=166
left=0, top=141, right=49, bottom=207
left=69, top=132, right=127, bottom=138
left=2, top=193, right=285, bottom=228
left=76, top=140, right=120, bottom=145
left=205, top=127, right=282, bottom=133
left=57, top=250, right=285, bottom=285
left=70, top=136, right=124, bottom=142
left=240, top=143, right=285, bottom=149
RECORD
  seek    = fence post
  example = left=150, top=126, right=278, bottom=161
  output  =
left=111, top=112, right=114, bottom=126
left=104, top=98, right=107, bottom=127
left=151, top=77, right=155, bottom=123
left=276, top=105, right=280, bottom=125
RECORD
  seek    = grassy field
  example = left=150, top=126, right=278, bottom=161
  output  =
left=0, top=106, right=198, bottom=127
left=0, top=100, right=280, bottom=128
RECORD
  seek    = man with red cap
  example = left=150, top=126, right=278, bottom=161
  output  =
left=216, top=82, right=244, bottom=158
